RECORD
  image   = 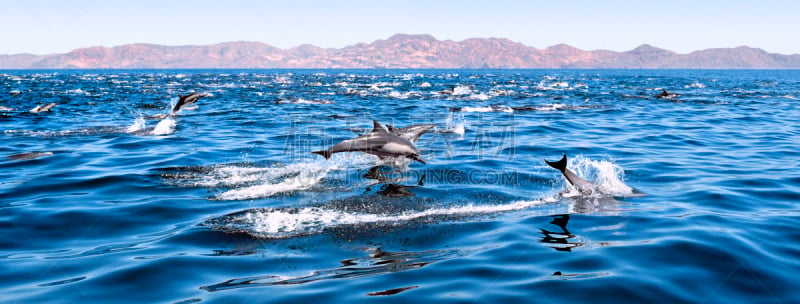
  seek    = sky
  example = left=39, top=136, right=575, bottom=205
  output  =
left=3, top=0, right=799, bottom=55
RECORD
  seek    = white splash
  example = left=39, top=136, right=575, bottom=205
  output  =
left=151, top=117, right=176, bottom=135
left=288, top=98, right=333, bottom=104
left=467, top=93, right=492, bottom=101
left=220, top=199, right=549, bottom=238
left=444, top=112, right=467, bottom=136
left=686, top=82, right=706, bottom=89
left=460, top=105, right=513, bottom=113
left=536, top=78, right=571, bottom=91
left=213, top=162, right=339, bottom=200
left=564, top=155, right=635, bottom=197
left=527, top=104, right=570, bottom=111
left=126, top=116, right=146, bottom=133
left=452, top=85, right=472, bottom=96
left=451, top=123, right=466, bottom=135
left=66, top=88, right=89, bottom=95
left=215, top=175, right=323, bottom=201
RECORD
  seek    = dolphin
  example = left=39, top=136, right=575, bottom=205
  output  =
left=377, top=174, right=426, bottom=197
left=362, top=165, right=426, bottom=197
left=385, top=123, right=435, bottom=143
left=313, top=121, right=426, bottom=164
left=545, top=154, right=647, bottom=197
left=654, top=89, right=680, bottom=99
left=7, top=151, right=54, bottom=161
left=30, top=103, right=57, bottom=113
left=544, top=154, right=595, bottom=192
left=171, top=92, right=210, bottom=114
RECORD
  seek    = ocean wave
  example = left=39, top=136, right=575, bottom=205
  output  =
left=206, top=199, right=549, bottom=239
left=212, top=162, right=339, bottom=200
left=157, top=157, right=381, bottom=201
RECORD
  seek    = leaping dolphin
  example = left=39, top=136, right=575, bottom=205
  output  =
left=313, top=121, right=426, bottom=164
left=30, top=103, right=57, bottom=113
left=544, top=154, right=595, bottom=192
left=385, top=124, right=435, bottom=143
left=545, top=154, right=647, bottom=197
left=171, top=92, right=210, bottom=114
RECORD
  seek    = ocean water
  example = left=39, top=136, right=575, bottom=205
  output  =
left=1, top=69, right=798, bottom=303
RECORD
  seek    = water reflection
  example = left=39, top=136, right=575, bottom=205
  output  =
left=367, top=285, right=419, bottom=296
left=363, top=165, right=425, bottom=198
left=540, top=214, right=584, bottom=252
left=200, top=247, right=471, bottom=292
left=565, top=195, right=624, bottom=215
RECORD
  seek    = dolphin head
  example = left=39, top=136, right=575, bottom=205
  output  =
left=408, top=153, right=426, bottom=164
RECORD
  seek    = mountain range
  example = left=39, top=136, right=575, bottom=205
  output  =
left=2, top=34, right=800, bottom=69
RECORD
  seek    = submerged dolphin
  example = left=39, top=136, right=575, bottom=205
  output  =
left=377, top=174, right=426, bottom=197
left=30, top=103, right=57, bottom=113
left=654, top=89, right=680, bottom=99
left=385, top=124, right=435, bottom=143
left=171, top=92, right=210, bottom=114
left=313, top=121, right=426, bottom=164
left=7, top=151, right=54, bottom=161
left=544, top=154, right=595, bottom=192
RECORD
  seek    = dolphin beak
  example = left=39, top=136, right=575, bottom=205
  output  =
left=409, top=155, right=426, bottom=164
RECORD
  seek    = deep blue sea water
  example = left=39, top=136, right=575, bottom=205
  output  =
left=1, top=69, right=798, bottom=303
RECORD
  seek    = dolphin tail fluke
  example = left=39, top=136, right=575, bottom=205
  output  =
left=312, top=150, right=332, bottom=160
left=544, top=154, right=568, bottom=173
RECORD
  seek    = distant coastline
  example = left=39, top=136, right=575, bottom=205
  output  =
left=2, top=34, right=800, bottom=69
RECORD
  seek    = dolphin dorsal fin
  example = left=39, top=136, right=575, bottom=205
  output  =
left=385, top=124, right=396, bottom=132
left=371, top=120, right=388, bottom=133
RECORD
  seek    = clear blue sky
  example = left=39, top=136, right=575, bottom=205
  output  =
left=3, top=0, right=799, bottom=55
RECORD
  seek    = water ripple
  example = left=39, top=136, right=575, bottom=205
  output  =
left=2, top=69, right=799, bottom=303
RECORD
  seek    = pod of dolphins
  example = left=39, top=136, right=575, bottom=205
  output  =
left=10, top=90, right=643, bottom=196
left=312, top=118, right=624, bottom=195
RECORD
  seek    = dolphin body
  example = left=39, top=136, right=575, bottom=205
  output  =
left=171, top=92, right=210, bottom=114
left=313, top=121, right=426, bottom=164
left=544, top=154, right=595, bottom=192
left=30, top=103, right=57, bottom=113
left=385, top=124, right=435, bottom=143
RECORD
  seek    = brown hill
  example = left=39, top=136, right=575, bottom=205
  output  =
left=2, top=34, right=800, bottom=69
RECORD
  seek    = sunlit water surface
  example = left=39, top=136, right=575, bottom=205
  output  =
left=1, top=70, right=798, bottom=303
